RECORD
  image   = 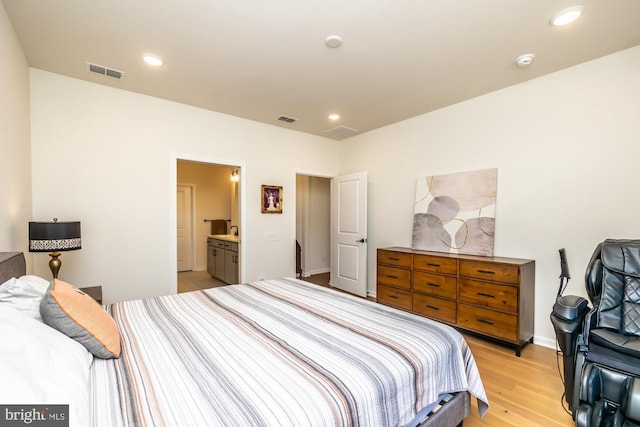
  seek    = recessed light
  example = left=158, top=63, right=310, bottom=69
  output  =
left=550, top=6, right=584, bottom=26
left=143, top=53, right=163, bottom=66
left=325, top=35, right=343, bottom=48
left=328, top=113, right=340, bottom=121
left=515, top=53, right=535, bottom=67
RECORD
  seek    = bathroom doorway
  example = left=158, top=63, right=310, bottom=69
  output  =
left=176, top=159, right=241, bottom=293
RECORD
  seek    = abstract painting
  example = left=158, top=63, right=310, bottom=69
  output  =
left=412, top=168, right=497, bottom=256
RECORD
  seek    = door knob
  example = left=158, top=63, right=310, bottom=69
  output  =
left=356, top=238, right=367, bottom=243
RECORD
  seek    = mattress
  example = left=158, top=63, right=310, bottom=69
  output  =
left=90, top=278, right=488, bottom=426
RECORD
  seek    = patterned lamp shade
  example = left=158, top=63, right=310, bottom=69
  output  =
left=29, top=220, right=81, bottom=252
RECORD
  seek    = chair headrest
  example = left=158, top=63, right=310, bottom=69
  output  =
left=601, top=241, right=640, bottom=278
left=585, top=239, right=640, bottom=303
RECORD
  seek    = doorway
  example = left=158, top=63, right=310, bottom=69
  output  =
left=176, top=159, right=241, bottom=293
left=295, top=174, right=331, bottom=286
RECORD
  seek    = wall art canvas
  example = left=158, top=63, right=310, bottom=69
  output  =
left=412, top=168, right=497, bottom=256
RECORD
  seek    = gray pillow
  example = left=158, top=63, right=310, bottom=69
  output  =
left=40, top=279, right=121, bottom=359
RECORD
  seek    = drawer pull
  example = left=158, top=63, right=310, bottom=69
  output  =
left=388, top=295, right=399, bottom=299
left=427, top=282, right=441, bottom=287
left=476, top=269, right=495, bottom=275
left=388, top=257, right=400, bottom=261
left=426, top=305, right=440, bottom=311
left=477, top=292, right=495, bottom=298
left=477, top=318, right=495, bottom=325
left=427, top=263, right=441, bottom=267
left=387, top=275, right=399, bottom=279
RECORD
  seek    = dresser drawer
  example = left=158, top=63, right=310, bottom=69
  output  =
left=412, top=293, right=456, bottom=324
left=459, top=260, right=519, bottom=285
left=378, top=250, right=412, bottom=268
left=377, top=285, right=412, bottom=311
left=458, top=303, right=517, bottom=342
left=377, top=265, right=411, bottom=290
left=413, top=254, right=457, bottom=275
left=413, top=271, right=457, bottom=299
left=458, top=278, right=517, bottom=313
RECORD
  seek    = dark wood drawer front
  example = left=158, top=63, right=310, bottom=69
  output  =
left=413, top=271, right=456, bottom=299
left=460, top=260, right=519, bottom=284
left=377, top=247, right=534, bottom=356
left=378, top=250, right=412, bottom=268
left=413, top=293, right=456, bottom=324
left=377, top=285, right=412, bottom=311
left=377, top=265, right=411, bottom=289
left=458, top=279, right=517, bottom=313
left=414, top=255, right=457, bottom=275
left=458, top=304, right=517, bottom=342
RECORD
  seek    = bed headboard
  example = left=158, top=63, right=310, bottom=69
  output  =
left=0, top=252, right=26, bottom=283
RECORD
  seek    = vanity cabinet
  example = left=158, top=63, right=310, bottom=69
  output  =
left=377, top=247, right=535, bottom=356
left=214, top=240, right=225, bottom=281
left=208, top=237, right=239, bottom=284
left=223, top=241, right=239, bottom=284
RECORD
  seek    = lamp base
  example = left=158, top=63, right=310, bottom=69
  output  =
left=49, top=252, right=62, bottom=279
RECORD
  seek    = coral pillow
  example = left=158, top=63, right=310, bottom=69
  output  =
left=40, top=279, right=121, bottom=359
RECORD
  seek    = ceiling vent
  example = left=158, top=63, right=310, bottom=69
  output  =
left=86, top=62, right=125, bottom=80
left=325, top=125, right=359, bottom=139
left=276, top=115, right=297, bottom=123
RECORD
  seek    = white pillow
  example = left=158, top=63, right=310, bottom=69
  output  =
left=0, top=305, right=92, bottom=427
left=0, top=275, right=51, bottom=321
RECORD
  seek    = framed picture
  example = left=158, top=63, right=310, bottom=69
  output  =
left=261, top=185, right=283, bottom=214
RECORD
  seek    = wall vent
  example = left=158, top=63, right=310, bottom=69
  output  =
left=277, top=115, right=297, bottom=123
left=325, top=125, right=359, bottom=139
left=86, top=62, right=125, bottom=80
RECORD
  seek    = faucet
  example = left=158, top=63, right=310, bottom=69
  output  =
left=230, top=225, right=238, bottom=236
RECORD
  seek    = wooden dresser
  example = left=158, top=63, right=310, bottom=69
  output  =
left=377, top=247, right=535, bottom=356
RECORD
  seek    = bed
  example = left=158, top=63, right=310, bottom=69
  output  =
left=0, top=252, right=488, bottom=427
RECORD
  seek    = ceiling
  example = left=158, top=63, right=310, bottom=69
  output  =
left=4, top=0, right=640, bottom=140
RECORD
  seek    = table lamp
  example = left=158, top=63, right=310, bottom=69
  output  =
left=29, top=218, right=81, bottom=279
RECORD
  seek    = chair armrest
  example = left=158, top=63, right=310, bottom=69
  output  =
left=580, top=307, right=599, bottom=346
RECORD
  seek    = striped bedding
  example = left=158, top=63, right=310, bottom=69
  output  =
left=90, top=278, right=488, bottom=426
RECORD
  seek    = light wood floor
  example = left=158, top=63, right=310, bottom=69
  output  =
left=177, top=270, right=228, bottom=293
left=462, top=334, right=573, bottom=426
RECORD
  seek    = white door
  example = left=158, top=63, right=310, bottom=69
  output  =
left=177, top=185, right=194, bottom=272
left=331, top=171, right=368, bottom=297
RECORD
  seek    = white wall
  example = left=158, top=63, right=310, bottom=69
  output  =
left=30, top=69, right=340, bottom=303
left=0, top=3, right=32, bottom=267
left=339, top=46, right=640, bottom=347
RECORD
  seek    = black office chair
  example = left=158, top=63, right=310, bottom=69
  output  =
left=552, top=239, right=640, bottom=426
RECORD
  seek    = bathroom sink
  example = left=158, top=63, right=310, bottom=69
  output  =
left=209, top=234, right=239, bottom=242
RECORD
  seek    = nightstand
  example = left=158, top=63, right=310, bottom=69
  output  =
left=80, top=286, right=102, bottom=304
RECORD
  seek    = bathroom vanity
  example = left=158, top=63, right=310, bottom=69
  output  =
left=207, top=235, right=239, bottom=284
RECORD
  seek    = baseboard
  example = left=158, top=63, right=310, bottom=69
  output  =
left=303, top=268, right=330, bottom=276
left=533, top=335, right=557, bottom=350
